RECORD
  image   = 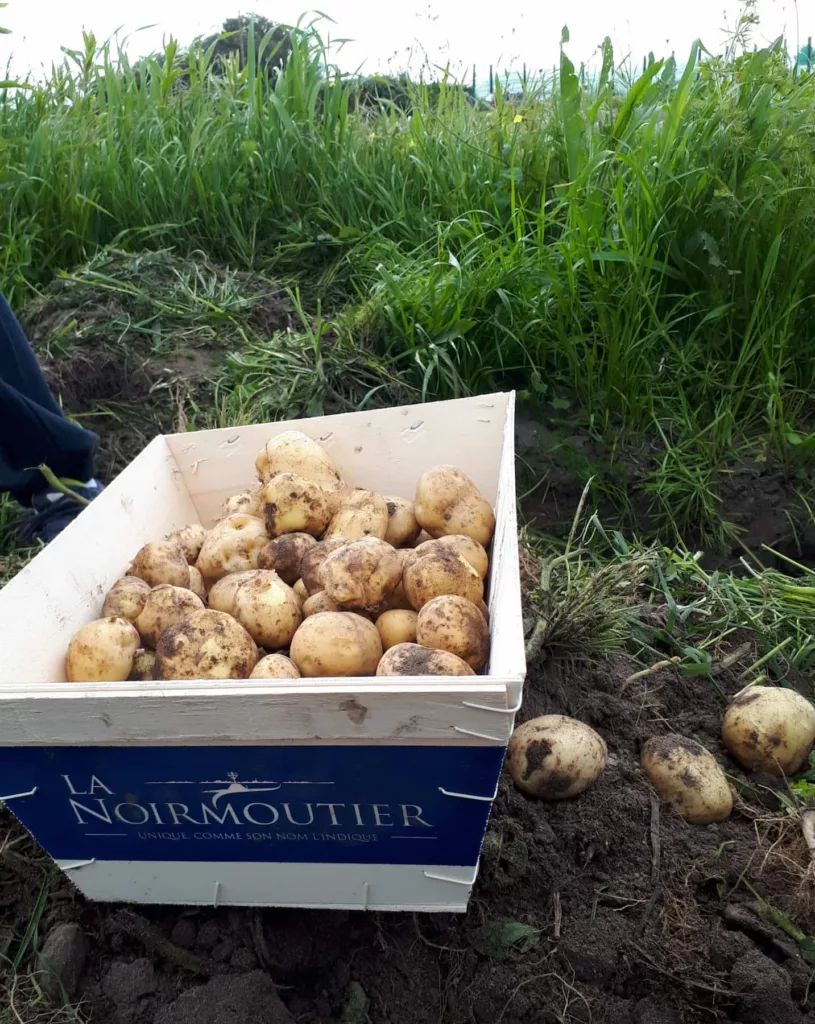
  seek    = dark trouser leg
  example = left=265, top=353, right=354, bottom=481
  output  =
left=0, top=294, right=97, bottom=504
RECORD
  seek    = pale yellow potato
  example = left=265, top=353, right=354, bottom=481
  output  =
left=417, top=595, right=489, bottom=670
left=101, top=576, right=150, bottom=622
left=642, top=735, right=732, bottom=824
left=257, top=532, right=317, bottom=585
left=232, top=573, right=303, bottom=650
left=324, top=490, right=388, bottom=542
left=66, top=617, right=140, bottom=683
left=135, top=585, right=205, bottom=648
left=508, top=715, right=607, bottom=800
left=319, top=537, right=402, bottom=609
left=413, top=530, right=434, bottom=547
left=478, top=600, right=490, bottom=624
left=196, top=514, right=268, bottom=580
left=290, top=612, right=382, bottom=677
left=403, top=550, right=483, bottom=611
left=376, top=643, right=474, bottom=677
left=299, top=538, right=347, bottom=595
left=166, top=524, right=208, bottom=565
left=207, top=570, right=277, bottom=613
left=260, top=473, right=332, bottom=538
left=375, top=609, right=418, bottom=651
left=722, top=686, right=815, bottom=775
left=415, top=535, right=489, bottom=579
left=303, top=592, right=339, bottom=617
left=187, top=566, right=207, bottom=602
left=293, top=579, right=308, bottom=604
left=415, top=466, right=495, bottom=546
left=131, top=540, right=191, bottom=589
left=129, top=649, right=156, bottom=682
left=220, top=487, right=262, bottom=519
left=250, top=654, right=301, bottom=680
left=383, top=495, right=421, bottom=547
left=155, top=610, right=258, bottom=680
left=255, top=430, right=345, bottom=510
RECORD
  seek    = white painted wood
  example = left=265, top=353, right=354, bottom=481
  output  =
left=56, top=858, right=478, bottom=911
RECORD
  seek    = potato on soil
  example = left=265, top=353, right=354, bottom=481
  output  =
left=129, top=649, right=156, bottom=681
left=154, top=610, right=257, bottom=680
left=324, top=489, right=389, bottom=542
left=232, top=573, right=303, bottom=650
left=101, top=576, right=150, bottom=622
left=167, top=524, right=208, bottom=564
left=196, top=514, right=268, bottom=580
left=299, top=538, right=347, bottom=595
left=131, top=540, right=191, bottom=589
left=415, top=466, right=496, bottom=546
left=250, top=654, right=301, bottom=679
left=376, top=643, right=474, bottom=676
left=508, top=715, right=607, bottom=800
left=303, top=592, right=339, bottom=617
left=207, top=570, right=277, bottom=613
left=255, top=430, right=345, bottom=510
left=415, top=535, right=489, bottom=579
left=417, top=595, right=489, bottom=670
left=66, top=617, right=140, bottom=683
left=220, top=487, right=262, bottom=519
left=722, top=685, right=815, bottom=775
left=187, top=566, right=207, bottom=602
left=134, top=585, right=205, bottom=648
left=375, top=609, right=418, bottom=651
left=290, top=612, right=382, bottom=677
left=642, top=735, right=732, bottom=824
left=257, top=532, right=317, bottom=584
left=260, top=473, right=332, bottom=538
left=403, top=549, right=483, bottom=611
left=319, top=537, right=402, bottom=608
left=383, top=495, right=421, bottom=548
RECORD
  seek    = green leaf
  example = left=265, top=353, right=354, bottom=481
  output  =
left=468, top=918, right=540, bottom=958
left=798, top=936, right=815, bottom=965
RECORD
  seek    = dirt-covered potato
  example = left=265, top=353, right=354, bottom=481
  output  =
left=66, top=617, right=140, bottom=683
left=207, top=570, right=276, bottom=613
left=642, top=735, right=733, bottom=824
left=375, top=609, right=418, bottom=651
left=167, top=524, right=208, bottom=565
left=415, top=535, right=489, bottom=579
left=260, top=473, right=332, bottom=538
left=416, top=595, right=489, bottom=670
left=303, top=592, right=339, bottom=617
left=413, top=530, right=434, bottom=547
left=324, top=489, right=389, bottom=542
left=196, top=514, right=268, bottom=580
left=478, top=600, right=490, bottom=624
left=101, top=576, right=151, bottom=622
left=376, top=643, right=474, bottom=676
left=232, top=573, right=303, bottom=650
left=722, top=686, right=815, bottom=775
left=155, top=609, right=258, bottom=680
left=131, top=540, right=191, bottom=589
left=129, top=649, right=156, bottom=682
left=255, top=430, right=346, bottom=510
left=250, top=654, right=301, bottom=679
left=508, top=715, right=608, bottom=800
left=299, top=538, right=347, bottom=595
left=187, top=566, right=207, bottom=602
left=220, top=487, right=262, bottom=519
left=257, top=532, right=317, bottom=585
left=293, top=579, right=307, bottom=605
left=415, top=466, right=495, bottom=546
left=290, top=612, right=382, bottom=677
left=403, top=549, right=484, bottom=611
left=383, top=495, right=421, bottom=548
left=135, top=585, right=205, bottom=648
left=319, top=537, right=402, bottom=609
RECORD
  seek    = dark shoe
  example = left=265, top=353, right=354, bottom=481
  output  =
left=20, top=481, right=104, bottom=544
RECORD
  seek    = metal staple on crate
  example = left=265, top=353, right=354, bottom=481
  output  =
left=423, top=867, right=479, bottom=886
left=0, top=786, right=38, bottom=805
left=451, top=691, right=523, bottom=743
left=438, top=779, right=500, bottom=803
left=361, top=881, right=370, bottom=911
left=62, top=858, right=96, bottom=872
left=213, top=880, right=221, bottom=908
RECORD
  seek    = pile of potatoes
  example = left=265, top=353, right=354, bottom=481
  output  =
left=65, top=431, right=497, bottom=684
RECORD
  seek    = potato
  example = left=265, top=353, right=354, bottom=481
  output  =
left=413, top=530, right=434, bottom=546
left=208, top=570, right=277, bottom=613
left=255, top=430, right=345, bottom=510
left=415, top=535, right=489, bottom=579
left=131, top=540, right=191, bottom=589
left=403, top=549, right=483, bottom=610
left=250, top=654, right=301, bottom=680
left=66, top=617, right=140, bottom=683
left=187, top=566, right=207, bottom=602
left=232, top=573, right=302, bottom=650
left=167, top=524, right=208, bottom=565
left=508, top=715, right=607, bottom=800
left=324, top=489, right=389, bottom=542
left=415, top=466, right=495, bottom=546
left=155, top=610, right=257, bottom=680
left=376, top=643, right=474, bottom=676
left=290, top=612, right=382, bottom=677
left=260, top=473, right=332, bottom=538
left=101, top=576, right=150, bottom=622
left=383, top=495, right=421, bottom=547
left=196, top=514, right=268, bottom=580
left=417, top=595, right=489, bottom=670
left=221, top=487, right=262, bottom=519
left=722, top=686, right=815, bottom=775
left=257, top=532, right=317, bottom=585
left=299, top=538, right=347, bottom=595
left=129, top=649, right=156, bottom=682
left=478, top=600, right=490, bottom=624
left=293, top=579, right=308, bottom=604
left=375, top=609, right=418, bottom=651
left=303, top=592, right=339, bottom=617
left=319, top=537, right=402, bottom=608
left=641, top=735, right=733, bottom=824
left=135, top=585, right=205, bottom=648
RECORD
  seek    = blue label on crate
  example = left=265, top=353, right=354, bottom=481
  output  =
left=0, top=745, right=504, bottom=866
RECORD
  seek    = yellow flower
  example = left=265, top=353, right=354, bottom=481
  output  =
left=513, top=114, right=523, bottom=124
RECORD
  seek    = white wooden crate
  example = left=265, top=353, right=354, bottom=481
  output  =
left=0, top=392, right=524, bottom=911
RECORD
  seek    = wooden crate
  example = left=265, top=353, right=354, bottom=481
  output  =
left=0, top=392, right=524, bottom=911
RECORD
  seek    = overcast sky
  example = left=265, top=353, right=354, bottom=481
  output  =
left=1, top=0, right=810, bottom=81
